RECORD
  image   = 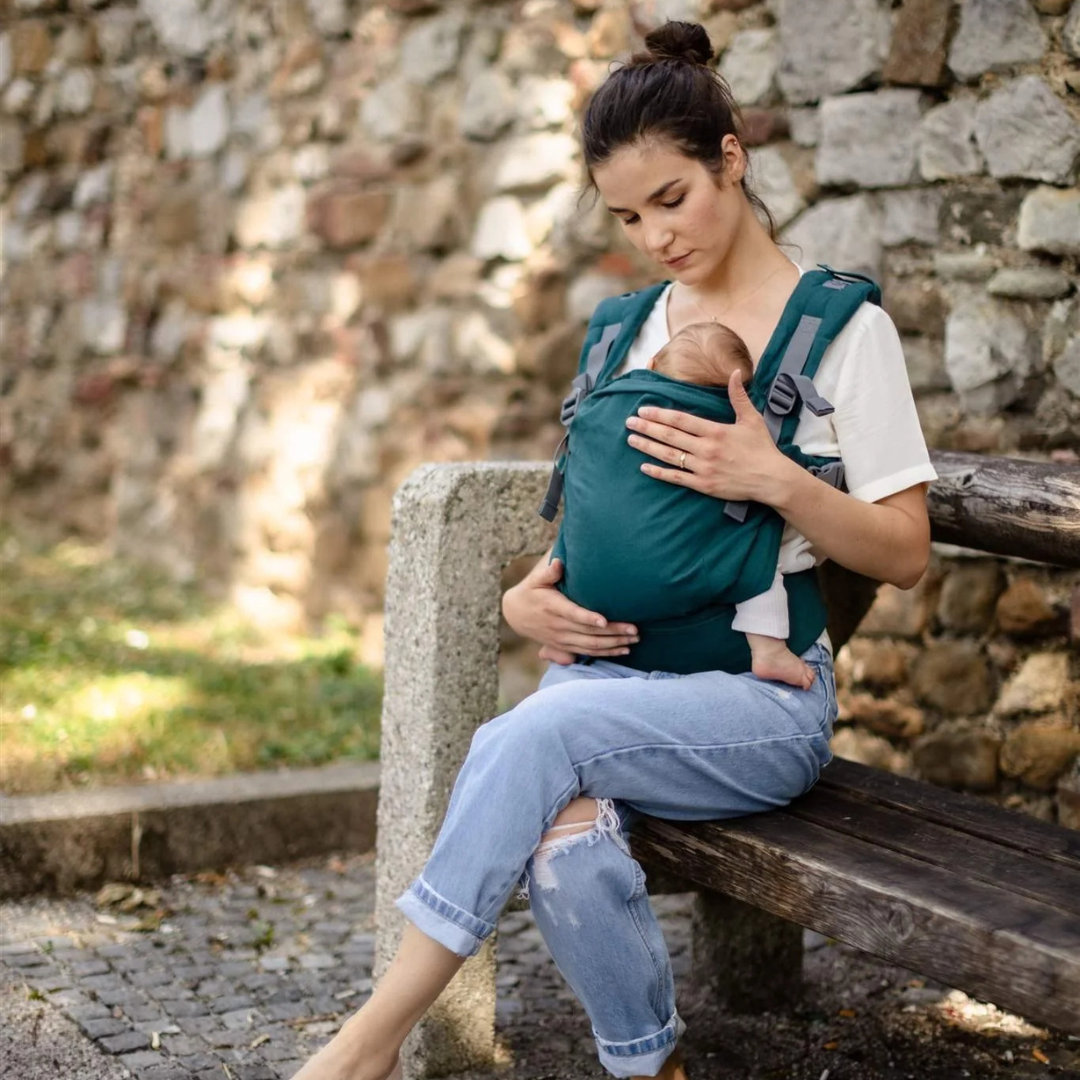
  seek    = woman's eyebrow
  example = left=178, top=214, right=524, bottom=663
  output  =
left=607, top=179, right=681, bottom=215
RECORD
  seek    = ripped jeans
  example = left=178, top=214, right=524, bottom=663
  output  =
left=396, top=642, right=836, bottom=1078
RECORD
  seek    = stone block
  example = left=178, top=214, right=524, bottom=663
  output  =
left=460, top=69, right=515, bottom=142
left=817, top=90, right=921, bottom=189
left=974, top=77, right=1080, bottom=184
left=840, top=692, right=925, bottom=740
left=776, top=0, right=890, bottom=105
left=12, top=19, right=51, bottom=75
left=1017, top=187, right=1080, bottom=257
left=996, top=652, right=1071, bottom=716
left=995, top=578, right=1061, bottom=637
left=375, top=463, right=554, bottom=1077
left=401, top=12, right=465, bottom=85
left=987, top=268, right=1074, bottom=301
left=858, top=577, right=936, bottom=639
left=1065, top=2, right=1080, bottom=58
left=878, top=189, right=942, bottom=247
left=472, top=196, right=532, bottom=262
left=918, top=97, right=983, bottom=181
left=781, top=194, right=882, bottom=281
left=1059, top=761, right=1080, bottom=830
left=938, top=186, right=1024, bottom=247
left=944, top=294, right=1035, bottom=412
left=830, top=727, right=913, bottom=775
left=911, top=642, right=996, bottom=715
left=309, top=189, right=390, bottom=249
left=1001, top=721, right=1080, bottom=790
left=913, top=724, right=1001, bottom=790
left=883, top=278, right=945, bottom=337
left=936, top=561, right=1005, bottom=634
left=719, top=29, right=777, bottom=107
left=749, top=146, right=805, bottom=228
left=948, top=0, right=1046, bottom=80
left=902, top=336, right=950, bottom=393
left=883, top=0, right=952, bottom=87
left=360, top=78, right=424, bottom=144
left=0, top=763, right=378, bottom=897
left=491, top=132, right=579, bottom=194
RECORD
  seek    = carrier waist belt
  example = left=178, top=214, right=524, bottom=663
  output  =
left=610, top=569, right=828, bottom=677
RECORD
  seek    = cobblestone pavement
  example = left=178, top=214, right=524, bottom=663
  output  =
left=3, top=853, right=1078, bottom=1080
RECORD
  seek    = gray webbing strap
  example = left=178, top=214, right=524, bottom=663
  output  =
left=723, top=311, right=824, bottom=523
left=539, top=321, right=623, bottom=521
left=762, top=314, right=822, bottom=443
left=586, top=322, right=622, bottom=382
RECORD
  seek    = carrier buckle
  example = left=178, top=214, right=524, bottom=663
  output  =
left=811, top=460, right=846, bottom=491
left=560, top=372, right=594, bottom=427
left=766, top=374, right=798, bottom=416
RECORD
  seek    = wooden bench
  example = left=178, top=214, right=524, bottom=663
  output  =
left=373, top=452, right=1080, bottom=1078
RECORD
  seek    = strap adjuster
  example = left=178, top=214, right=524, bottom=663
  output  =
left=766, top=374, right=798, bottom=416
left=559, top=372, right=594, bottom=427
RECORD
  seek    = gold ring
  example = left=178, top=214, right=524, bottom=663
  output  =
left=679, top=450, right=687, bottom=469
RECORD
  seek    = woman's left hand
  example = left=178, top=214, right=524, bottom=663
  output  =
left=625, top=369, right=792, bottom=504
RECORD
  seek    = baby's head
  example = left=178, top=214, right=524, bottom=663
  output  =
left=648, top=322, right=753, bottom=389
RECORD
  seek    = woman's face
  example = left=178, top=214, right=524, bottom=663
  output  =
left=591, top=136, right=748, bottom=285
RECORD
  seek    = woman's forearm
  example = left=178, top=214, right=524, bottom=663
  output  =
left=764, top=455, right=931, bottom=589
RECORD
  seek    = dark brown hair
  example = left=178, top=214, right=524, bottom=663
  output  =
left=581, top=21, right=776, bottom=238
left=651, top=322, right=755, bottom=387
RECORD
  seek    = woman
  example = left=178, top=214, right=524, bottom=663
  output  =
left=297, top=20, right=935, bottom=1080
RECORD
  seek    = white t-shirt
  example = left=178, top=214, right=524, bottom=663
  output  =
left=620, top=280, right=938, bottom=578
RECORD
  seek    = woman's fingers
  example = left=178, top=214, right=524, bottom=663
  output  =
left=630, top=406, right=712, bottom=434
left=627, top=432, right=695, bottom=469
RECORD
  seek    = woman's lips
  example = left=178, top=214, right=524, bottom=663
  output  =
left=664, top=252, right=692, bottom=268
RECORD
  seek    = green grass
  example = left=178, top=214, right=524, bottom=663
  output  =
left=0, top=532, right=382, bottom=795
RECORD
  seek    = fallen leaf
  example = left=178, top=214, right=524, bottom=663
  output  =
left=250, top=1033, right=271, bottom=1049
left=1032, top=1048, right=1049, bottom=1065
left=95, top=883, right=135, bottom=908
left=823, top=1041, right=839, bottom=1051
left=838, top=1009, right=856, bottom=1019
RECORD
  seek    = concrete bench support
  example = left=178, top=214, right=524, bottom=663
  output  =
left=374, top=463, right=554, bottom=1078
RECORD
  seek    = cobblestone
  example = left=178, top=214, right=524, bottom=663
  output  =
left=4, top=851, right=1077, bottom=1079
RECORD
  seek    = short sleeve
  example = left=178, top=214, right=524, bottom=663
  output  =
left=827, top=304, right=938, bottom=504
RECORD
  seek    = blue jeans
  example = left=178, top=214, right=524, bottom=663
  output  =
left=397, top=643, right=837, bottom=1077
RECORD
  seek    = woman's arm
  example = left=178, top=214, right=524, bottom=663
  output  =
left=625, top=370, right=931, bottom=589
left=502, top=549, right=641, bottom=663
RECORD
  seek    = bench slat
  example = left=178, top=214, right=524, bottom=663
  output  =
left=632, top=813, right=1080, bottom=1035
left=817, top=758, right=1080, bottom=870
left=786, top=785, right=1080, bottom=918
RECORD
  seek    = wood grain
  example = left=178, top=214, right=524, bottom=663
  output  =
left=927, top=450, right=1080, bottom=568
left=632, top=813, right=1080, bottom=1035
left=817, top=758, right=1080, bottom=870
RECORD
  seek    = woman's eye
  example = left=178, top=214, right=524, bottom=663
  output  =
left=663, top=196, right=685, bottom=209
left=622, top=215, right=640, bottom=226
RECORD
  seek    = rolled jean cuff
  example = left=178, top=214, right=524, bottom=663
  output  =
left=395, top=877, right=494, bottom=958
left=594, top=1011, right=685, bottom=1078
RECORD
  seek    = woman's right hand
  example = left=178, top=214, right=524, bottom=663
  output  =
left=502, top=556, right=639, bottom=666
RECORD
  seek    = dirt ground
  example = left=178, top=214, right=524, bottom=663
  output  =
left=483, top=915, right=1080, bottom=1080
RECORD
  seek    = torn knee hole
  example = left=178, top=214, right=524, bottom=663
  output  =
left=524, top=798, right=628, bottom=895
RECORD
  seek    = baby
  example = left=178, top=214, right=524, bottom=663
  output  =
left=647, top=322, right=815, bottom=690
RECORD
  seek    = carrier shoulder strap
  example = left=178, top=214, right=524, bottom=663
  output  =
left=723, top=266, right=880, bottom=522
left=539, top=283, right=669, bottom=521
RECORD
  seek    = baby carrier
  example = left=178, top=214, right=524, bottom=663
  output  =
left=539, top=266, right=880, bottom=676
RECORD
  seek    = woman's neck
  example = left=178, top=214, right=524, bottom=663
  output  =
left=688, top=212, right=789, bottom=310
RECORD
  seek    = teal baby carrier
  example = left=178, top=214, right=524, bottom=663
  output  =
left=539, top=266, right=880, bottom=676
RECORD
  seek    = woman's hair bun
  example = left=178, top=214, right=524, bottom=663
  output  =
left=643, top=21, right=713, bottom=66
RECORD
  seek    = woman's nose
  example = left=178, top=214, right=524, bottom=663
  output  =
left=644, top=221, right=674, bottom=257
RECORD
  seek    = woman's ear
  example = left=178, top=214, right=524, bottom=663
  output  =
left=720, top=133, right=747, bottom=184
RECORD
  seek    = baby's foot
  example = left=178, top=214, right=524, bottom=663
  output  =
left=747, top=635, right=816, bottom=690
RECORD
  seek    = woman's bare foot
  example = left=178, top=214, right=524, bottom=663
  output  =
left=746, top=634, right=816, bottom=690
left=289, top=1017, right=399, bottom=1080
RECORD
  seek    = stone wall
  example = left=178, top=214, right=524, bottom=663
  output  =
left=1, top=0, right=1078, bottom=817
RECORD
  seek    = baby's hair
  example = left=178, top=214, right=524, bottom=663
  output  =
left=652, top=322, right=754, bottom=388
